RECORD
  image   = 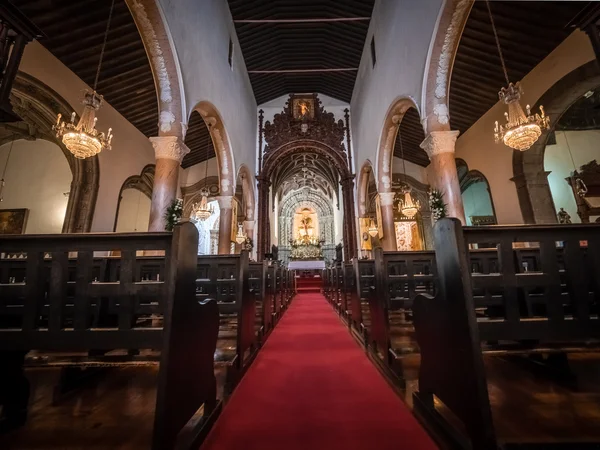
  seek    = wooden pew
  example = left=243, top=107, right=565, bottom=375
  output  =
left=412, top=218, right=600, bottom=449
left=0, top=223, right=220, bottom=450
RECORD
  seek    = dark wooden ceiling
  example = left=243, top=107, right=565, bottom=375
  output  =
left=395, top=107, right=429, bottom=167
left=182, top=111, right=215, bottom=169
left=449, top=1, right=589, bottom=135
left=14, top=0, right=158, bottom=137
left=227, top=0, right=375, bottom=105
left=556, top=89, right=600, bottom=131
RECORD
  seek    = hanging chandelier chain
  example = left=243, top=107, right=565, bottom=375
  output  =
left=93, top=0, right=116, bottom=92
left=0, top=135, right=15, bottom=181
left=485, top=0, right=510, bottom=86
left=204, top=125, right=211, bottom=189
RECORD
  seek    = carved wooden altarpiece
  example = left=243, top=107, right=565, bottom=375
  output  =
left=568, top=160, right=600, bottom=222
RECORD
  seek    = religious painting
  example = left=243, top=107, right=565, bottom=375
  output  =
left=292, top=96, right=315, bottom=120
left=231, top=199, right=239, bottom=243
left=0, top=209, right=28, bottom=234
left=394, top=221, right=424, bottom=251
left=358, top=217, right=372, bottom=251
left=375, top=195, right=384, bottom=239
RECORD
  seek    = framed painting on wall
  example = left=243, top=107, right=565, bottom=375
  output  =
left=0, top=209, right=29, bottom=234
left=375, top=195, right=383, bottom=239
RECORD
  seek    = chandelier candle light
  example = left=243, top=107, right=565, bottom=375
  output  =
left=487, top=0, right=549, bottom=151
left=368, top=218, right=378, bottom=238
left=235, top=175, right=248, bottom=244
left=192, top=124, right=215, bottom=221
left=397, top=128, right=420, bottom=219
left=54, top=0, right=115, bottom=159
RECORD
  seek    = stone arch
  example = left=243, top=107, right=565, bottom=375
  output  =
left=422, top=0, right=473, bottom=133
left=375, top=97, right=421, bottom=194
left=125, top=0, right=186, bottom=137
left=7, top=71, right=99, bottom=233
left=357, top=160, right=376, bottom=217
left=112, top=164, right=154, bottom=231
left=456, top=158, right=497, bottom=225
left=189, top=101, right=236, bottom=197
left=236, top=164, right=255, bottom=221
left=512, top=60, right=600, bottom=224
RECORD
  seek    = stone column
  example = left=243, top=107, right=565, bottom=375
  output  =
left=256, top=177, right=271, bottom=261
left=420, top=131, right=466, bottom=224
left=217, top=195, right=234, bottom=254
left=340, top=176, right=358, bottom=260
left=511, top=171, right=557, bottom=224
left=148, top=136, right=190, bottom=232
left=378, top=192, right=397, bottom=251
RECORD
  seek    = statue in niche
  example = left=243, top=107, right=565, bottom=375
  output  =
left=557, top=207, right=572, bottom=224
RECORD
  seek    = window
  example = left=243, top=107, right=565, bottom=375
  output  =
left=228, top=38, right=234, bottom=69
left=370, top=36, right=376, bottom=68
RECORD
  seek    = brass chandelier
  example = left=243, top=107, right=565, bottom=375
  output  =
left=487, top=0, right=549, bottom=151
left=397, top=129, right=420, bottom=219
left=367, top=218, right=378, bottom=238
left=54, top=0, right=115, bottom=159
left=192, top=125, right=215, bottom=221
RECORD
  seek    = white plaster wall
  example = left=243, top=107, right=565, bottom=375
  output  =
left=392, top=157, right=428, bottom=184
left=545, top=130, right=600, bottom=223
left=18, top=41, right=156, bottom=232
left=115, top=189, right=151, bottom=232
left=158, top=0, right=257, bottom=179
left=351, top=0, right=443, bottom=182
left=0, top=139, right=71, bottom=234
left=454, top=30, right=596, bottom=225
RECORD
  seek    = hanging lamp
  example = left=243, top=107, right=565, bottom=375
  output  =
left=563, top=131, right=588, bottom=197
left=0, top=136, right=15, bottom=202
left=53, top=0, right=115, bottom=159
left=486, top=0, right=549, bottom=151
left=397, top=129, right=420, bottom=218
left=368, top=218, right=378, bottom=237
left=192, top=126, right=215, bottom=221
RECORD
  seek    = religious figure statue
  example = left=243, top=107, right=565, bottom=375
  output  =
left=557, top=207, right=572, bottom=224
left=298, top=101, right=310, bottom=117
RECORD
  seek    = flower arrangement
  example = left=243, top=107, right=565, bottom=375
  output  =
left=164, top=198, right=183, bottom=231
left=429, top=189, right=447, bottom=222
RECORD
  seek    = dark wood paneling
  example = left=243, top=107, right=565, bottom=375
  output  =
left=15, top=0, right=158, bottom=137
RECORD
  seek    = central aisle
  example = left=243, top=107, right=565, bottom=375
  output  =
left=200, top=293, right=437, bottom=450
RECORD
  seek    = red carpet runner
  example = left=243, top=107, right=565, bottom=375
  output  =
left=200, top=293, right=437, bottom=450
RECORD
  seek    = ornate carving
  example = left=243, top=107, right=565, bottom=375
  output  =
left=150, top=136, right=190, bottom=162
left=378, top=191, right=396, bottom=207
left=128, top=0, right=176, bottom=133
left=262, top=94, right=348, bottom=162
left=420, top=130, right=460, bottom=158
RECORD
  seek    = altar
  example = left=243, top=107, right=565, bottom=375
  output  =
left=287, top=260, right=326, bottom=270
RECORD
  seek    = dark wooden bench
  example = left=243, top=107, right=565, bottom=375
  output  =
left=0, top=223, right=220, bottom=450
left=412, top=218, right=600, bottom=449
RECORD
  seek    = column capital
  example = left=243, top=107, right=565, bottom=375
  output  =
left=149, top=136, right=190, bottom=163
left=420, top=130, right=460, bottom=158
left=378, top=191, right=396, bottom=207
left=216, top=195, right=234, bottom=209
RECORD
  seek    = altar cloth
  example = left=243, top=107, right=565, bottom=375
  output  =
left=287, top=260, right=326, bottom=270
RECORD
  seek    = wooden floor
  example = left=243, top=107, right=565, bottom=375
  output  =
left=0, top=365, right=228, bottom=450
left=381, top=307, right=600, bottom=447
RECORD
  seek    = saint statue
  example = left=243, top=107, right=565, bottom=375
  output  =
left=557, top=207, right=572, bottom=224
left=298, top=101, right=310, bottom=117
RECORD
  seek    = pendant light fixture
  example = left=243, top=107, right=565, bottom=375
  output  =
left=53, top=0, right=115, bottom=159
left=487, top=0, right=549, bottom=151
left=192, top=125, right=215, bottom=221
left=397, top=129, right=420, bottom=219
left=368, top=218, right=378, bottom=238
left=563, top=131, right=587, bottom=197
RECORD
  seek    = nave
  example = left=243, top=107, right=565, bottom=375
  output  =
left=200, top=292, right=436, bottom=450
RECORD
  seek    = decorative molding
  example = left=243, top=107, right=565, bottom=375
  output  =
left=150, top=136, right=190, bottom=162
left=433, top=103, right=450, bottom=125
left=420, top=130, right=460, bottom=157
left=435, top=0, right=471, bottom=101
left=128, top=0, right=176, bottom=133
left=216, top=195, right=234, bottom=210
left=378, top=191, right=396, bottom=207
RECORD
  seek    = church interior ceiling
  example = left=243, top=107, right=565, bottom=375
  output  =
left=16, top=0, right=159, bottom=138
left=271, top=152, right=338, bottom=201
left=183, top=111, right=216, bottom=168
left=449, top=1, right=589, bottom=135
left=227, top=0, right=375, bottom=104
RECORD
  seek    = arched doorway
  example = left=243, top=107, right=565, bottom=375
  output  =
left=456, top=159, right=497, bottom=226
left=257, top=94, right=355, bottom=261
left=113, top=165, right=154, bottom=232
